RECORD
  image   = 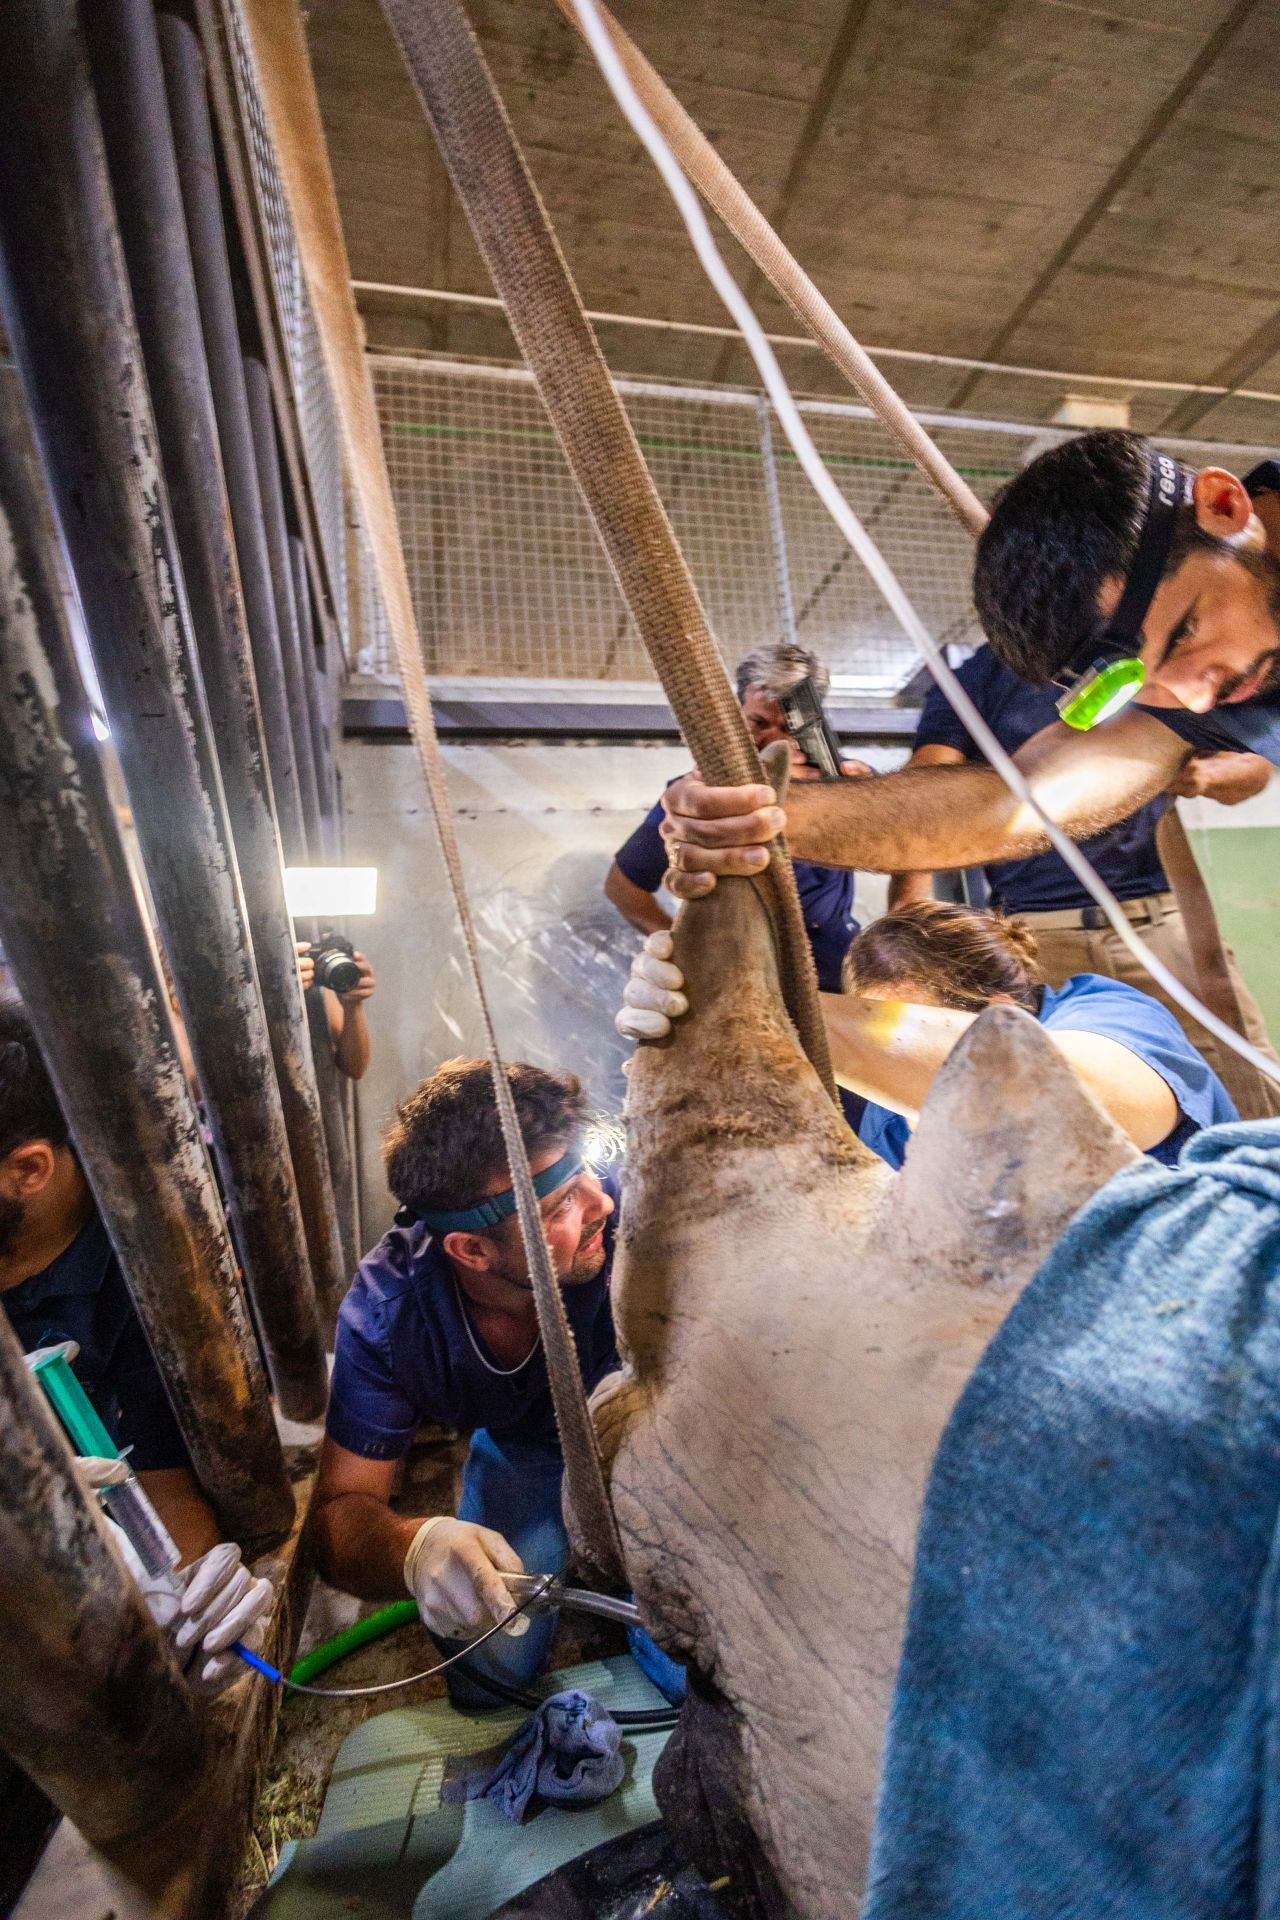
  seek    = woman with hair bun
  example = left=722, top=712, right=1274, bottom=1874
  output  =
left=833, top=900, right=1236, bottom=1169
left=618, top=899, right=1237, bottom=1170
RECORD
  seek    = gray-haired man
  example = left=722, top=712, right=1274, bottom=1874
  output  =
left=604, top=641, right=872, bottom=991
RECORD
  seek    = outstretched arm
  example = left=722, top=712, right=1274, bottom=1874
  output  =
left=604, top=858, right=673, bottom=936
left=885, top=742, right=967, bottom=906
left=615, top=947, right=1176, bottom=1153
left=311, top=1437, right=523, bottom=1632
left=660, top=707, right=1191, bottom=890
left=819, top=994, right=1177, bottom=1150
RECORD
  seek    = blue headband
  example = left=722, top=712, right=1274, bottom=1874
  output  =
left=412, top=1147, right=584, bottom=1235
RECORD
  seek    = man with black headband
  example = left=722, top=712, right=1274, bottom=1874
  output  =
left=654, top=431, right=1280, bottom=909
left=312, top=1057, right=682, bottom=1706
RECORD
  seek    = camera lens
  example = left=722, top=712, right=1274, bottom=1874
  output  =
left=310, top=933, right=361, bottom=997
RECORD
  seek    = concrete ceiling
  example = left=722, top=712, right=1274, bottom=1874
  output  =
left=307, top=0, right=1280, bottom=446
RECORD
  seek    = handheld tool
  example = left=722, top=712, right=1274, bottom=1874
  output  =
left=28, top=1340, right=269, bottom=1682
left=500, top=1570, right=641, bottom=1627
left=778, top=674, right=844, bottom=780
left=27, top=1341, right=183, bottom=1584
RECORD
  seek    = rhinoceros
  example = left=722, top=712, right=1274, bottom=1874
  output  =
left=587, top=837, right=1137, bottom=1918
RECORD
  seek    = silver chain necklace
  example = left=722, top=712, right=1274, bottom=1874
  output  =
left=451, top=1273, right=540, bottom=1377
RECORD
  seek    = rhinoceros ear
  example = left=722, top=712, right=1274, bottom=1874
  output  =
left=759, top=737, right=793, bottom=804
left=891, top=1002, right=1139, bottom=1292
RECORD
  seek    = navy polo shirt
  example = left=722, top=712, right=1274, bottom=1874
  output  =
left=856, top=972, right=1237, bottom=1173
left=327, top=1172, right=622, bottom=1461
left=614, top=789, right=859, bottom=991
left=914, top=646, right=1169, bottom=913
left=2, top=1213, right=190, bottom=1472
left=1136, top=460, right=1280, bottom=765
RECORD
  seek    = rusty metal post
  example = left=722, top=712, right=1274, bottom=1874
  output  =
left=291, top=533, right=340, bottom=856
left=245, top=355, right=327, bottom=858
left=0, top=1312, right=209, bottom=1844
left=158, top=5, right=308, bottom=865
left=305, top=990, right=361, bottom=1282
left=87, top=0, right=349, bottom=1318
left=0, top=371, right=293, bottom=1545
left=0, top=0, right=328, bottom=1420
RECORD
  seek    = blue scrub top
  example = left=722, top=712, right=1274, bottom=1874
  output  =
left=1123, top=461, right=1280, bottom=766
left=2, top=1213, right=191, bottom=1472
left=855, top=973, right=1238, bottom=1172
left=327, top=1172, right=622, bottom=1462
left=614, top=788, right=859, bottom=992
left=914, top=646, right=1169, bottom=913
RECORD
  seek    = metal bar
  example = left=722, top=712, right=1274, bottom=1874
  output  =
left=195, top=0, right=342, bottom=634
left=367, top=351, right=1280, bottom=461
left=158, top=4, right=308, bottom=864
left=354, top=281, right=1280, bottom=406
left=340, top=690, right=921, bottom=740
left=0, top=0, right=328, bottom=1421
left=245, top=353, right=326, bottom=857
left=305, top=990, right=361, bottom=1284
left=757, top=396, right=796, bottom=646
left=89, top=0, right=349, bottom=1316
left=291, top=532, right=339, bottom=852
left=0, top=1312, right=208, bottom=1845
left=0, top=369, right=293, bottom=1543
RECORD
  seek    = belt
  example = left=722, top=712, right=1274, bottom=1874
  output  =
left=1013, top=891, right=1175, bottom=933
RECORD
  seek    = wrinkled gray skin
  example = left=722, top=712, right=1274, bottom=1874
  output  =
left=589, top=846, right=1137, bottom=1918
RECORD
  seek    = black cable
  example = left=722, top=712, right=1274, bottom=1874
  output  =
left=453, top=1660, right=681, bottom=1728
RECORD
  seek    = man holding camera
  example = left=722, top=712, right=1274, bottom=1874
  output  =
left=605, top=640, right=873, bottom=991
left=296, top=936, right=376, bottom=1081
left=311, top=1056, right=682, bottom=1707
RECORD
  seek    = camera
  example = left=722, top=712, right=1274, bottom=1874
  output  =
left=778, top=675, right=844, bottom=782
left=309, top=931, right=362, bottom=997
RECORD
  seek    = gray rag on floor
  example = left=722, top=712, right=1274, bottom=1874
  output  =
left=865, top=1122, right=1280, bottom=1920
left=441, top=1688, right=625, bottom=1824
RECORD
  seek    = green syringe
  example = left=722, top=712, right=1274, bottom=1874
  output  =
left=26, top=1340, right=183, bottom=1584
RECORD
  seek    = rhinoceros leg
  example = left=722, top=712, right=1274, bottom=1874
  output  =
left=608, top=871, right=1138, bottom=1919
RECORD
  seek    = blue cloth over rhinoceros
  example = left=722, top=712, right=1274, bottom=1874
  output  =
left=865, top=1122, right=1280, bottom=1920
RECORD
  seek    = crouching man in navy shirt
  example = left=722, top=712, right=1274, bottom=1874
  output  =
left=0, top=1007, right=273, bottom=1691
left=313, top=1058, right=682, bottom=1706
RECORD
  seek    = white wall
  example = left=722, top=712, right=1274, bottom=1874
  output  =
left=338, top=736, right=903, bottom=1249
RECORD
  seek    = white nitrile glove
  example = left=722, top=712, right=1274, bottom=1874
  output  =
left=403, top=1514, right=530, bottom=1640
left=614, top=931, right=689, bottom=1043
left=73, top=1460, right=272, bottom=1694
left=173, top=1542, right=274, bottom=1689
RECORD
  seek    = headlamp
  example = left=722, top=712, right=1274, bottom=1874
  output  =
left=401, top=1145, right=586, bottom=1236
left=1052, top=450, right=1191, bottom=731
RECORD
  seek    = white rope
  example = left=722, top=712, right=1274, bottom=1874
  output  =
left=570, top=0, right=1280, bottom=1100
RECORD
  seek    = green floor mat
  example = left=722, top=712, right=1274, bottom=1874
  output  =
left=252, top=1656, right=674, bottom=1920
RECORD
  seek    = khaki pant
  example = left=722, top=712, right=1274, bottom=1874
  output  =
left=1027, top=899, right=1280, bottom=1119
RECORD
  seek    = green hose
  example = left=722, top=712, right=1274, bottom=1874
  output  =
left=289, top=1599, right=420, bottom=1686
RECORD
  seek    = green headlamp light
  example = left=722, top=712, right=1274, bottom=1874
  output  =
left=1055, top=655, right=1146, bottom=731
left=1050, top=448, right=1191, bottom=731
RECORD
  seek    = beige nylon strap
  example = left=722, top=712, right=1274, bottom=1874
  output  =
left=240, top=0, right=625, bottom=1584
left=377, top=0, right=836, bottom=1111
left=565, top=0, right=1261, bottom=1076
left=376, top=0, right=836, bottom=1113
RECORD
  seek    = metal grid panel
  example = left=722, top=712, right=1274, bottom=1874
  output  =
left=225, top=0, right=347, bottom=651
left=370, top=358, right=1012, bottom=691
left=368, top=355, right=1276, bottom=694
